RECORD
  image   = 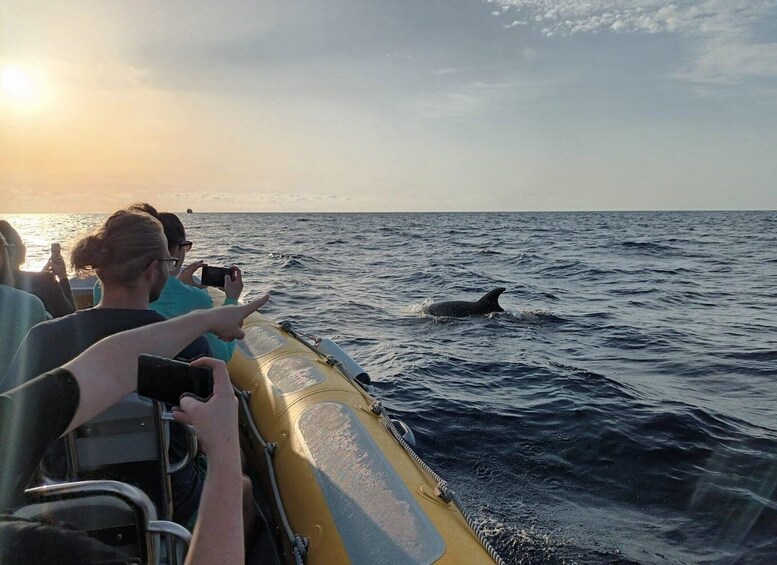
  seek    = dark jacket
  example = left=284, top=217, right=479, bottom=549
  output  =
left=14, top=270, right=76, bottom=319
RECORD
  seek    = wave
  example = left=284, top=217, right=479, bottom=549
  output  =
left=661, top=289, right=728, bottom=307
left=547, top=361, right=638, bottom=401
left=283, top=258, right=305, bottom=269
left=229, top=244, right=263, bottom=254
left=536, top=261, right=621, bottom=280
left=620, top=240, right=681, bottom=254
left=717, top=349, right=777, bottom=363
left=609, top=286, right=661, bottom=296
left=508, top=309, right=567, bottom=324
left=266, top=251, right=322, bottom=270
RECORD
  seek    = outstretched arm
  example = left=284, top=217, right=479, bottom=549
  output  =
left=63, top=295, right=269, bottom=432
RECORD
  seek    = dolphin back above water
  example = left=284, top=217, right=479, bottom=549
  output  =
left=427, top=287, right=506, bottom=317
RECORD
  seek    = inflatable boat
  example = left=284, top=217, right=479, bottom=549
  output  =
left=65, top=280, right=503, bottom=564
left=224, top=301, right=503, bottom=564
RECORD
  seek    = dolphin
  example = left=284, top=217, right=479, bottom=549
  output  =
left=427, top=287, right=506, bottom=317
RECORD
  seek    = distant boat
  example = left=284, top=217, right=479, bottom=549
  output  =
left=186, top=208, right=193, bottom=214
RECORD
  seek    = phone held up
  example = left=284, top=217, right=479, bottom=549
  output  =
left=50, top=242, right=63, bottom=264
left=200, top=264, right=236, bottom=287
left=137, top=354, right=214, bottom=406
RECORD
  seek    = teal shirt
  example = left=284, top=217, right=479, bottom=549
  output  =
left=0, top=285, right=50, bottom=378
left=93, top=278, right=237, bottom=362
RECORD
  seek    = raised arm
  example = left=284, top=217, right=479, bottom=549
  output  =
left=63, top=295, right=268, bottom=431
left=44, top=253, right=76, bottom=311
left=173, top=358, right=244, bottom=565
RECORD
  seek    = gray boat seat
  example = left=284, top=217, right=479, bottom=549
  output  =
left=17, top=480, right=191, bottom=564
left=39, top=393, right=197, bottom=522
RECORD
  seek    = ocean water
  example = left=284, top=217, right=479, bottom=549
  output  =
left=7, top=211, right=777, bottom=564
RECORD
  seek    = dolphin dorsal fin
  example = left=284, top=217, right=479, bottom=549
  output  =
left=479, top=287, right=506, bottom=306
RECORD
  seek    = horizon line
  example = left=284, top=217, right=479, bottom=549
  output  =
left=4, top=208, right=776, bottom=215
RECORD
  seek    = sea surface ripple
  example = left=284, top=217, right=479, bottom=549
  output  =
left=10, top=211, right=777, bottom=564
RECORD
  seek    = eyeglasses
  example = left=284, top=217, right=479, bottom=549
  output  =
left=177, top=241, right=193, bottom=251
left=158, top=257, right=180, bottom=269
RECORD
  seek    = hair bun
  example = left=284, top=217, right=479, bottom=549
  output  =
left=71, top=234, right=111, bottom=272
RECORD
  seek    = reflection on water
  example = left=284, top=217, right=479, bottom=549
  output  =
left=4, top=213, right=104, bottom=270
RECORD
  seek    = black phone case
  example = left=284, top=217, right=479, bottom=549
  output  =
left=201, top=265, right=233, bottom=287
left=137, top=354, right=213, bottom=405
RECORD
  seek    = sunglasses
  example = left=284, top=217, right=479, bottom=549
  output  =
left=177, top=241, right=193, bottom=251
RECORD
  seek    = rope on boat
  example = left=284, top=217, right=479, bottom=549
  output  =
left=263, top=443, right=309, bottom=565
left=237, top=390, right=266, bottom=449
left=278, top=321, right=319, bottom=346
left=370, top=400, right=507, bottom=565
left=236, top=387, right=308, bottom=563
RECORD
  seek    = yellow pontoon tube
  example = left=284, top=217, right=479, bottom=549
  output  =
left=228, top=310, right=505, bottom=565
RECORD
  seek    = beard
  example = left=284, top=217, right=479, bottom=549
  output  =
left=149, top=263, right=168, bottom=303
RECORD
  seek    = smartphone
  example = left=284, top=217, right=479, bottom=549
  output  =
left=50, top=242, right=64, bottom=267
left=201, top=265, right=235, bottom=287
left=137, top=354, right=213, bottom=405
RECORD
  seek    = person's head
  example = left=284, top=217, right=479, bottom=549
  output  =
left=0, top=231, right=15, bottom=286
left=0, top=220, right=26, bottom=270
left=127, top=202, right=160, bottom=218
left=158, top=212, right=192, bottom=276
left=70, top=208, right=176, bottom=302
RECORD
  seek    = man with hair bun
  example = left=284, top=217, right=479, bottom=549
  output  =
left=1, top=205, right=212, bottom=528
left=93, top=208, right=244, bottom=362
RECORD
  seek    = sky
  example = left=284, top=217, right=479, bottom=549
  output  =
left=1, top=0, right=776, bottom=213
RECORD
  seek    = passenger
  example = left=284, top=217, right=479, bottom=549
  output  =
left=0, top=232, right=49, bottom=378
left=93, top=210, right=243, bottom=362
left=0, top=220, right=76, bottom=319
left=2, top=207, right=212, bottom=527
left=0, top=297, right=269, bottom=565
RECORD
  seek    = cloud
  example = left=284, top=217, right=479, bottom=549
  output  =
left=419, top=53, right=567, bottom=120
left=486, top=0, right=777, bottom=84
left=410, top=77, right=557, bottom=119
left=44, top=61, right=148, bottom=91
left=674, top=40, right=777, bottom=87
left=485, top=0, right=773, bottom=36
left=170, top=191, right=345, bottom=204
left=433, top=67, right=469, bottom=76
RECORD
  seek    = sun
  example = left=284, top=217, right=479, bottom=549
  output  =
left=1, top=65, right=49, bottom=112
left=2, top=66, right=34, bottom=99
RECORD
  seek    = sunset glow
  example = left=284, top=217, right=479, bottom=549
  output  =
left=1, top=66, right=33, bottom=99
left=0, top=64, right=50, bottom=114
left=0, top=2, right=776, bottom=213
